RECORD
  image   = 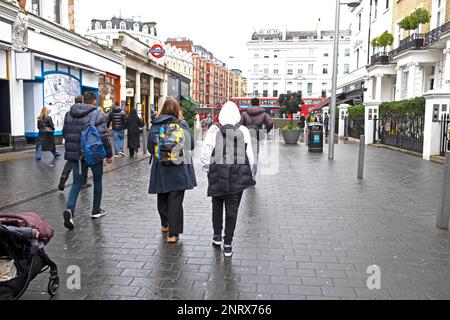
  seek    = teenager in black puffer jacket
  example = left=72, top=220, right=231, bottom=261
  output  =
left=201, top=101, right=255, bottom=258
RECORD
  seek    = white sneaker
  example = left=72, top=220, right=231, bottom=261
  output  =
left=63, top=209, right=75, bottom=230
left=92, top=209, right=107, bottom=219
left=119, top=152, right=125, bottom=157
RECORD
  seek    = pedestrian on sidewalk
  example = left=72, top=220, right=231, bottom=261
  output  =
left=61, top=91, right=113, bottom=230
left=127, top=108, right=144, bottom=158
left=35, top=106, right=61, bottom=161
left=324, top=112, right=330, bottom=138
left=147, top=97, right=197, bottom=244
left=201, top=101, right=255, bottom=257
left=58, top=95, right=90, bottom=191
left=107, top=102, right=127, bottom=158
left=239, top=97, right=274, bottom=179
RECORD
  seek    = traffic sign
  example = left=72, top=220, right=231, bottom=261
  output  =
left=149, top=44, right=165, bottom=59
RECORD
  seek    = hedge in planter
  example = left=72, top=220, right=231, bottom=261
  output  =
left=379, top=97, right=425, bottom=119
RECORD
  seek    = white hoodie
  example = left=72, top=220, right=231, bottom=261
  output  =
left=201, top=102, right=254, bottom=172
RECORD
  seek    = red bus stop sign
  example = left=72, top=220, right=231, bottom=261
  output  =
left=149, top=44, right=165, bottom=59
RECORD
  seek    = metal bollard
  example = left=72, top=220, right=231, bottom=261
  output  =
left=437, top=152, right=450, bottom=230
left=357, top=135, right=365, bottom=179
left=142, top=124, right=148, bottom=155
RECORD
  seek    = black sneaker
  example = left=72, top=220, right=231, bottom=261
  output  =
left=58, top=180, right=65, bottom=191
left=223, top=245, right=233, bottom=257
left=92, top=209, right=107, bottom=219
left=212, top=235, right=223, bottom=246
left=63, top=209, right=75, bottom=230
left=82, top=183, right=92, bottom=189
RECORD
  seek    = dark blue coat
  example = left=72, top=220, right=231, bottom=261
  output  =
left=147, top=115, right=197, bottom=194
left=63, top=104, right=113, bottom=161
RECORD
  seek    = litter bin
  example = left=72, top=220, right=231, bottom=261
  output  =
left=308, top=123, right=323, bottom=153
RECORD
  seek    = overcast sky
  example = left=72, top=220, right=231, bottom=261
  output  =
left=79, top=0, right=353, bottom=75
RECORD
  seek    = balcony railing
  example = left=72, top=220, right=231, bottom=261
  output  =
left=369, top=52, right=391, bottom=67
left=424, top=20, right=450, bottom=47
left=390, top=33, right=425, bottom=58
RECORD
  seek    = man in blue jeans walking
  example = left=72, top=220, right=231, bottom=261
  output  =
left=61, top=92, right=113, bottom=230
left=107, top=103, right=127, bottom=157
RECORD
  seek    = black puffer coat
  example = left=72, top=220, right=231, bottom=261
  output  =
left=37, top=116, right=56, bottom=151
left=62, top=104, right=113, bottom=161
left=207, top=124, right=255, bottom=197
left=127, top=110, right=144, bottom=150
left=107, top=106, right=128, bottom=131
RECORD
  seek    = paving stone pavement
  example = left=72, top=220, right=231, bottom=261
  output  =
left=2, top=135, right=450, bottom=300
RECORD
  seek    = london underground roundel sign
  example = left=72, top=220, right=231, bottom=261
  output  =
left=149, top=44, right=165, bottom=59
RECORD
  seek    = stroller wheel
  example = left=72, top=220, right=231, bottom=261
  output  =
left=47, top=277, right=59, bottom=297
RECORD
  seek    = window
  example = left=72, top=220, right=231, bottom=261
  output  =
left=298, top=68, right=303, bottom=74
left=374, top=0, right=378, bottom=19
left=345, top=48, right=350, bottom=56
left=358, top=13, right=362, bottom=31
left=324, top=52, right=329, bottom=57
left=273, top=68, right=279, bottom=74
left=356, top=49, right=360, bottom=69
left=133, top=23, right=140, bottom=32
left=142, top=25, right=149, bottom=33
left=309, top=48, right=314, bottom=56
left=120, top=21, right=126, bottom=30
left=321, top=90, right=327, bottom=98
left=53, top=0, right=61, bottom=24
left=254, top=64, right=259, bottom=73
left=308, top=64, right=314, bottom=74
left=254, top=53, right=259, bottom=58
left=323, top=64, right=328, bottom=74
left=31, top=0, right=40, bottom=15
left=307, top=83, right=313, bottom=96
left=297, top=82, right=302, bottom=93
left=344, top=64, right=349, bottom=74
left=288, top=69, right=293, bottom=75
left=95, top=22, right=101, bottom=30
left=264, top=55, right=270, bottom=59
left=263, top=83, right=269, bottom=97
left=264, top=64, right=269, bottom=74
left=386, top=0, right=389, bottom=10
left=436, top=0, right=444, bottom=28
left=106, top=21, right=112, bottom=29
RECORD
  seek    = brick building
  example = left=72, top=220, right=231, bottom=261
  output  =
left=167, top=38, right=232, bottom=106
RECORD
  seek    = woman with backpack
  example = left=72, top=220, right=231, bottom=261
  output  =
left=200, top=101, right=255, bottom=257
left=127, top=108, right=144, bottom=158
left=35, top=106, right=61, bottom=161
left=147, top=97, right=197, bottom=244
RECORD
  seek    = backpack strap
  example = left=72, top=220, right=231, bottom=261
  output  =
left=90, top=110, right=100, bottom=127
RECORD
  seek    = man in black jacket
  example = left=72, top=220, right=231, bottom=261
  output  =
left=62, top=92, right=113, bottom=230
left=107, top=103, right=128, bottom=157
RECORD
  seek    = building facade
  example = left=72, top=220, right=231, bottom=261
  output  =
left=0, top=0, right=125, bottom=151
left=167, top=38, right=232, bottom=107
left=247, top=26, right=352, bottom=100
left=230, top=69, right=248, bottom=98
left=87, top=18, right=194, bottom=123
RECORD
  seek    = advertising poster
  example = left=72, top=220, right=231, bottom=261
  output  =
left=44, top=73, right=80, bottom=132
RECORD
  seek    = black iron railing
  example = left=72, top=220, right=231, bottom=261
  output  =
left=389, top=33, right=425, bottom=58
left=374, top=114, right=424, bottom=153
left=440, top=114, right=450, bottom=156
left=369, top=52, right=390, bottom=66
left=424, top=21, right=450, bottom=47
left=345, top=117, right=365, bottom=140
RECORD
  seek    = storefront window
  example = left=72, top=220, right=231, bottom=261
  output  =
left=98, top=74, right=120, bottom=113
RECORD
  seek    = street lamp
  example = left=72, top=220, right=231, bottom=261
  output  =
left=329, top=0, right=361, bottom=160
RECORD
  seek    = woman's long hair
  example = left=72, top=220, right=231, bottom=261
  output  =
left=158, top=97, right=184, bottom=120
left=37, top=107, right=49, bottom=123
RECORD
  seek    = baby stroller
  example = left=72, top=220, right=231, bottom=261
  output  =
left=0, top=213, right=59, bottom=300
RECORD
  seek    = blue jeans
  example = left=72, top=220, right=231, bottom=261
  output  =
left=35, top=144, right=60, bottom=160
left=66, top=160, right=103, bottom=214
left=113, top=130, right=125, bottom=155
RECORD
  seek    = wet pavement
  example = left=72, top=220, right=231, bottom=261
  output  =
left=1, top=135, right=450, bottom=300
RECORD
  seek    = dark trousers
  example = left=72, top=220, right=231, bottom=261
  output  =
left=157, top=191, right=185, bottom=236
left=60, top=160, right=88, bottom=186
left=67, top=161, right=103, bottom=214
left=212, top=192, right=243, bottom=245
left=129, top=148, right=138, bottom=157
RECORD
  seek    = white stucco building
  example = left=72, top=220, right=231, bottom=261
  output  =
left=246, top=24, right=352, bottom=99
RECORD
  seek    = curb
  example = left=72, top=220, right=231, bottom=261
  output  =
left=368, top=143, right=423, bottom=158
left=0, top=156, right=149, bottom=212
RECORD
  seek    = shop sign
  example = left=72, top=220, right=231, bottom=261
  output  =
left=126, top=88, right=134, bottom=97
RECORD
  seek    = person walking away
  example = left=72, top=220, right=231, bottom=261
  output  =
left=58, top=95, right=90, bottom=191
left=62, top=91, right=113, bottom=230
left=239, top=97, right=274, bottom=178
left=127, top=108, right=144, bottom=158
left=107, top=103, right=127, bottom=157
left=324, top=112, right=330, bottom=138
left=201, top=101, right=255, bottom=257
left=35, top=107, right=61, bottom=161
left=147, top=97, right=197, bottom=244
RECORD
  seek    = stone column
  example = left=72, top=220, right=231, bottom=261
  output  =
left=407, top=63, right=418, bottom=99
left=443, top=40, right=450, bottom=92
left=135, top=70, right=141, bottom=110
left=395, top=66, right=403, bottom=101
left=375, top=74, right=383, bottom=102
left=338, top=104, right=349, bottom=138
left=9, top=51, right=26, bottom=150
left=159, top=74, right=168, bottom=111
left=149, top=75, right=155, bottom=113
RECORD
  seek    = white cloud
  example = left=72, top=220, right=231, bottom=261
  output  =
left=79, top=0, right=353, bottom=75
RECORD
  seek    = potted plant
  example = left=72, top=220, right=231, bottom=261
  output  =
left=278, top=92, right=303, bottom=145
left=372, top=32, right=394, bottom=63
left=399, top=8, right=431, bottom=47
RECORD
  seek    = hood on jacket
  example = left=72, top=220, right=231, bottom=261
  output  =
left=246, top=107, right=266, bottom=116
left=153, top=114, right=179, bottom=125
left=69, top=104, right=97, bottom=118
left=219, top=102, right=241, bottom=126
